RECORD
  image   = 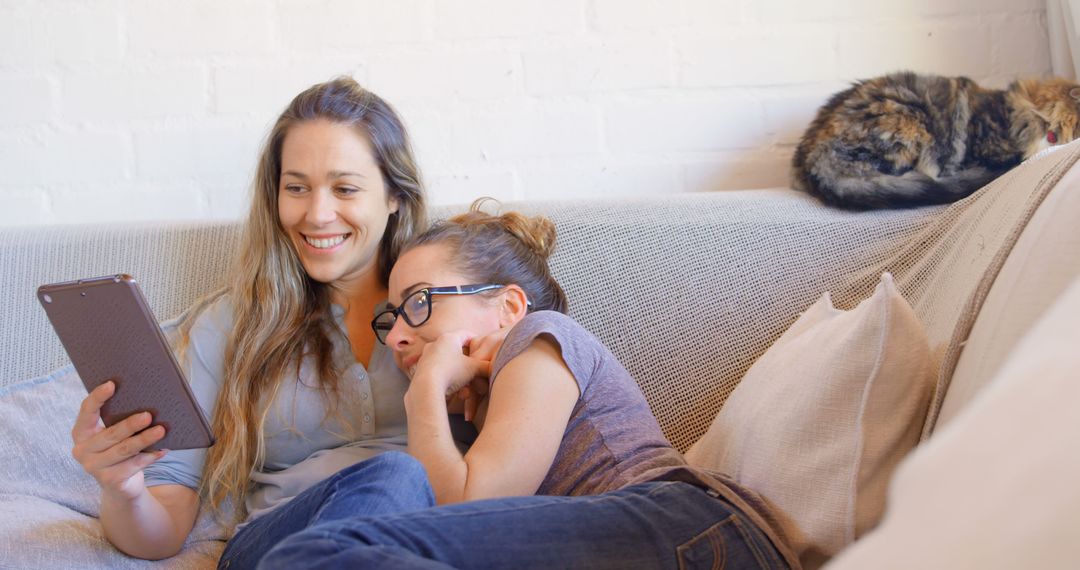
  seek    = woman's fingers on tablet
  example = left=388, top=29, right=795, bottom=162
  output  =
left=98, top=450, right=167, bottom=493
left=107, top=412, right=154, bottom=448
left=71, top=381, right=114, bottom=442
left=132, top=449, right=167, bottom=470
left=79, top=411, right=152, bottom=455
left=112, top=425, right=166, bottom=463
left=73, top=399, right=167, bottom=487
left=83, top=423, right=165, bottom=475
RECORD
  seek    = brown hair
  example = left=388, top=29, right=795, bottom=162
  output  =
left=407, top=198, right=568, bottom=314
left=180, top=76, right=427, bottom=520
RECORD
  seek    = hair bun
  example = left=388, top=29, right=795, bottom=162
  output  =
left=501, top=211, right=556, bottom=259
left=449, top=198, right=557, bottom=259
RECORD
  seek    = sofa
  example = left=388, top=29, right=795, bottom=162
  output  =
left=1, top=139, right=1078, bottom=569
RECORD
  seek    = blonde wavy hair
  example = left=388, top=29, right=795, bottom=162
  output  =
left=179, top=77, right=426, bottom=520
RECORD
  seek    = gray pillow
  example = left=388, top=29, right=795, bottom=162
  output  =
left=0, top=367, right=225, bottom=568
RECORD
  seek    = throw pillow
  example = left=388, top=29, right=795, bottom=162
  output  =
left=685, top=273, right=934, bottom=569
left=823, top=274, right=1080, bottom=570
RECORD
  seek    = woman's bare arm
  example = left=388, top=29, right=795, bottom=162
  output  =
left=405, top=335, right=579, bottom=504
left=100, top=484, right=200, bottom=560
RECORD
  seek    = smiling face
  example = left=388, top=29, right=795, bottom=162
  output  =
left=277, top=119, right=399, bottom=298
left=384, top=243, right=520, bottom=376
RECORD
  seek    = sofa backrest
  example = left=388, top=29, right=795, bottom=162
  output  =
left=1, top=221, right=243, bottom=383
left=3, top=141, right=1077, bottom=451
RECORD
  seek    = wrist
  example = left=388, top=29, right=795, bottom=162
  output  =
left=407, top=369, right=449, bottom=396
left=405, top=375, right=448, bottom=407
left=101, top=484, right=146, bottom=508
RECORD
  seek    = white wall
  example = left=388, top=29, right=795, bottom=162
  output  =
left=0, top=0, right=1052, bottom=226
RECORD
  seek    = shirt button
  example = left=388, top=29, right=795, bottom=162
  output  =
left=363, top=414, right=371, bottom=423
left=360, top=392, right=368, bottom=400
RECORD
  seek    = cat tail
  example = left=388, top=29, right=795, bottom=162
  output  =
left=820, top=167, right=1005, bottom=210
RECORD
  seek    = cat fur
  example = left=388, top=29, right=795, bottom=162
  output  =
left=792, top=71, right=1080, bottom=209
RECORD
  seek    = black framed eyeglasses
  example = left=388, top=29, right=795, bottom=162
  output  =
left=371, top=284, right=506, bottom=345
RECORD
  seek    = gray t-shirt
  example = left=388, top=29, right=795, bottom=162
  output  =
left=143, top=296, right=409, bottom=523
left=490, top=311, right=798, bottom=567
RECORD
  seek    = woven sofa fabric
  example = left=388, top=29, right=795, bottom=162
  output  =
left=0, top=367, right=227, bottom=568
left=0, top=221, right=242, bottom=384
left=1, top=193, right=943, bottom=454
left=469, top=193, right=944, bottom=452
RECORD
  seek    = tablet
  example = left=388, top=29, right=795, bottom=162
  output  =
left=37, top=275, right=215, bottom=450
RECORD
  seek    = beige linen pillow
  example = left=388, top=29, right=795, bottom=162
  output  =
left=823, top=274, right=1080, bottom=570
left=685, top=273, right=934, bottom=569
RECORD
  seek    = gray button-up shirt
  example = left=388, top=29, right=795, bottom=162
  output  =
left=143, top=296, right=409, bottom=524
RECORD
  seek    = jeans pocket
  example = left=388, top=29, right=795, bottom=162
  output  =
left=676, top=514, right=771, bottom=570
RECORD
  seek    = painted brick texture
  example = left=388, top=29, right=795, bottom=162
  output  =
left=0, top=0, right=1053, bottom=225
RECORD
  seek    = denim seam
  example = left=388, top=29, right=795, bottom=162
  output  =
left=388, top=482, right=674, bottom=524
left=677, top=514, right=732, bottom=570
left=726, top=514, right=771, bottom=569
left=671, top=482, right=782, bottom=569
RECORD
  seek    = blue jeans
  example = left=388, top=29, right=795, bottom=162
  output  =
left=256, top=463, right=789, bottom=570
left=218, top=452, right=435, bottom=569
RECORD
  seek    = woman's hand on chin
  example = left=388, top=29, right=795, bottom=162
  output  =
left=451, top=325, right=512, bottom=421
left=410, top=330, right=489, bottom=398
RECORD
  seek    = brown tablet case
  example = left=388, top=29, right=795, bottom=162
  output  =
left=37, top=275, right=214, bottom=450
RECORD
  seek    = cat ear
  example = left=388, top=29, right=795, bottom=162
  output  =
left=1070, top=87, right=1080, bottom=101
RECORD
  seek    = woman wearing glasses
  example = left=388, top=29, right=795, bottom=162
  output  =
left=68, top=77, right=429, bottom=568
left=259, top=202, right=799, bottom=569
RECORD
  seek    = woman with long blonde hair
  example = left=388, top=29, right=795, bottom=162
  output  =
left=68, top=76, right=428, bottom=567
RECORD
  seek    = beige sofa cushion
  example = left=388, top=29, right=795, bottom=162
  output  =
left=823, top=274, right=1080, bottom=570
left=938, top=156, right=1080, bottom=429
left=685, top=274, right=934, bottom=568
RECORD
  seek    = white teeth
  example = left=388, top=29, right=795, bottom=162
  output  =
left=304, top=234, right=347, bottom=249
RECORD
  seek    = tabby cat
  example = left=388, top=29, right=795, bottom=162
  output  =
left=792, top=71, right=1080, bottom=209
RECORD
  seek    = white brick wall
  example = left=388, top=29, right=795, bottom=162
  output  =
left=0, top=0, right=1054, bottom=226
left=64, top=67, right=208, bottom=121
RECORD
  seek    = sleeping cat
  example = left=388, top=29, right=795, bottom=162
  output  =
left=792, top=71, right=1080, bottom=209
